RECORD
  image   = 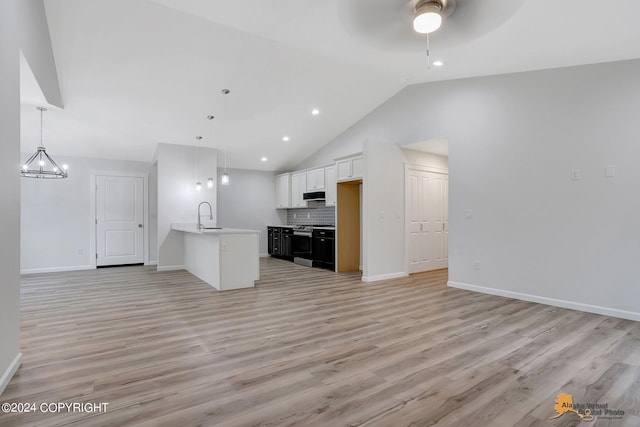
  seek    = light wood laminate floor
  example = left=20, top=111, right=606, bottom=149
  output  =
left=2, top=258, right=639, bottom=426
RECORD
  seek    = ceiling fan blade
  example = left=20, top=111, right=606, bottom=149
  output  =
left=337, top=0, right=422, bottom=52
left=432, top=0, right=525, bottom=48
left=337, top=0, right=525, bottom=52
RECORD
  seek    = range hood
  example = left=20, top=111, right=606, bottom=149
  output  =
left=303, top=191, right=325, bottom=201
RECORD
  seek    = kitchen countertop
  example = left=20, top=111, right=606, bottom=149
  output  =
left=172, top=223, right=260, bottom=235
left=267, top=225, right=335, bottom=229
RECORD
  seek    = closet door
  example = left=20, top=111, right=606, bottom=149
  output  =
left=408, top=169, right=448, bottom=273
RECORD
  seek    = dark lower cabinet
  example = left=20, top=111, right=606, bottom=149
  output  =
left=312, top=229, right=335, bottom=270
left=268, top=226, right=280, bottom=255
left=268, top=227, right=293, bottom=259
left=281, top=228, right=293, bottom=257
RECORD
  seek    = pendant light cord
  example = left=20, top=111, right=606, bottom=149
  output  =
left=39, top=108, right=44, bottom=148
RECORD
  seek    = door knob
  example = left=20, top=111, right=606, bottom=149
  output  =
left=138, top=224, right=143, bottom=228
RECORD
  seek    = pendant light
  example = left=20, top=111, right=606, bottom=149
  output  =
left=21, top=107, right=68, bottom=179
left=205, top=121, right=214, bottom=189
left=221, top=151, right=230, bottom=186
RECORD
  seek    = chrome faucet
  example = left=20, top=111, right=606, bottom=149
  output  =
left=197, top=201, right=213, bottom=230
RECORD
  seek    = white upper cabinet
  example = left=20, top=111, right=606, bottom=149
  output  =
left=306, top=167, right=325, bottom=191
left=336, top=154, right=363, bottom=182
left=275, top=173, right=290, bottom=209
left=290, top=171, right=307, bottom=208
left=325, top=166, right=336, bottom=206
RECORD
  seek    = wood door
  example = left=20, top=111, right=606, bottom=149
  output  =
left=96, top=175, right=144, bottom=266
left=337, top=180, right=361, bottom=272
left=408, top=169, right=448, bottom=273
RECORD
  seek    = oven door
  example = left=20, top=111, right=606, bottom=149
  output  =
left=292, top=232, right=313, bottom=265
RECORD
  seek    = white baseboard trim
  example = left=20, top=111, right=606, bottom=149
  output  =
left=156, top=265, right=185, bottom=272
left=259, top=253, right=270, bottom=258
left=362, top=272, right=408, bottom=283
left=146, top=261, right=158, bottom=266
left=20, top=265, right=93, bottom=275
left=448, top=281, right=640, bottom=322
left=0, top=353, right=22, bottom=396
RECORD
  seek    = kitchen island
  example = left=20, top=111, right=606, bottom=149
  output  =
left=171, top=224, right=260, bottom=291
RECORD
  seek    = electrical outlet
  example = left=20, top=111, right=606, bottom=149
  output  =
left=570, top=169, right=581, bottom=181
left=473, top=261, right=481, bottom=270
left=464, top=209, right=473, bottom=219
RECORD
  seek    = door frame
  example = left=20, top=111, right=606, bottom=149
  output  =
left=404, top=162, right=449, bottom=275
left=90, top=170, right=149, bottom=269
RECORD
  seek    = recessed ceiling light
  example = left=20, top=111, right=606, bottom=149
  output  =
left=433, top=61, right=444, bottom=67
left=311, top=108, right=320, bottom=116
left=261, top=157, right=268, bottom=162
left=283, top=136, right=290, bottom=142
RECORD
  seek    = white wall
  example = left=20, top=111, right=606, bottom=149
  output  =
left=401, top=148, right=449, bottom=170
left=149, top=162, right=158, bottom=264
left=361, top=142, right=407, bottom=281
left=1, top=0, right=62, bottom=395
left=216, top=168, right=286, bottom=256
left=156, top=143, right=217, bottom=270
left=20, top=155, right=151, bottom=273
left=299, top=59, right=640, bottom=320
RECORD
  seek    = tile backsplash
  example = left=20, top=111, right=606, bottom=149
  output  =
left=287, top=204, right=336, bottom=226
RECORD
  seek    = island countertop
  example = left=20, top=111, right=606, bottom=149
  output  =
left=171, top=223, right=260, bottom=235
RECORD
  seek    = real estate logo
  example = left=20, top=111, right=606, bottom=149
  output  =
left=550, top=393, right=624, bottom=421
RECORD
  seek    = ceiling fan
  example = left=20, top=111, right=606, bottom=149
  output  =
left=338, top=0, right=524, bottom=52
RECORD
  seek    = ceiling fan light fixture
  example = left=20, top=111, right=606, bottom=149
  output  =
left=413, top=1, right=443, bottom=34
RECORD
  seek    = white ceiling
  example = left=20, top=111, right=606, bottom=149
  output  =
left=22, top=0, right=640, bottom=171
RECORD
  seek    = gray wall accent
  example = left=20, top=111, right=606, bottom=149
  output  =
left=298, top=59, right=640, bottom=318
left=156, top=143, right=217, bottom=269
left=20, top=155, right=151, bottom=272
left=217, top=168, right=286, bottom=255
left=1, top=0, right=62, bottom=394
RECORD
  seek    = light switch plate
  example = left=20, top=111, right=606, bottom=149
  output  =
left=605, top=165, right=616, bottom=177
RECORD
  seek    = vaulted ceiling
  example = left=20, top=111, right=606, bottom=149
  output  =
left=20, top=0, right=640, bottom=171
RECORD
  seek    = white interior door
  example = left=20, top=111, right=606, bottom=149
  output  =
left=96, top=175, right=144, bottom=266
left=408, top=169, right=448, bottom=273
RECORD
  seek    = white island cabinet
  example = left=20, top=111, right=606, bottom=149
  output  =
left=172, top=224, right=260, bottom=291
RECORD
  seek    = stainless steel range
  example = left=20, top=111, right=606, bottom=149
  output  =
left=292, top=225, right=313, bottom=267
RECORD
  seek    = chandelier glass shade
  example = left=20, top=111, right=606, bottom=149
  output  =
left=21, top=107, right=68, bottom=179
left=221, top=151, right=230, bottom=186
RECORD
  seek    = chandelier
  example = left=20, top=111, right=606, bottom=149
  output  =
left=21, top=107, right=68, bottom=179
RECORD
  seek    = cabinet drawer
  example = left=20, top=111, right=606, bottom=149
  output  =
left=313, top=229, right=335, bottom=238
